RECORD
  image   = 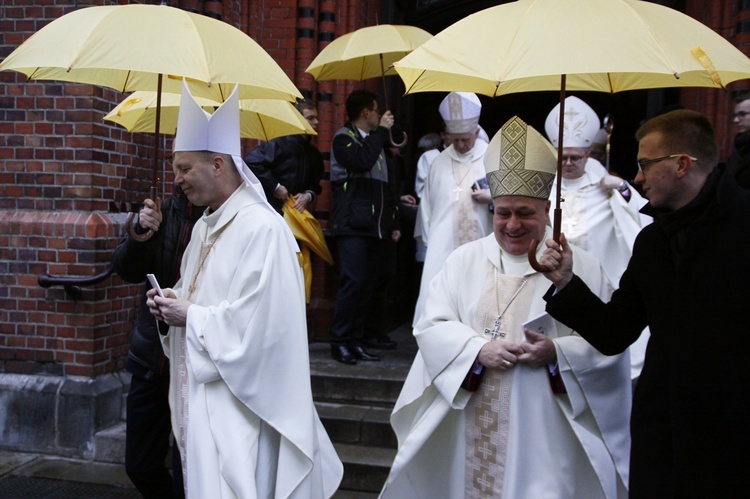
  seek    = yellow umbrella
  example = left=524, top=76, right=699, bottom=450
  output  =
left=306, top=24, right=432, bottom=146
left=105, top=92, right=315, bottom=142
left=0, top=4, right=301, bottom=102
left=0, top=3, right=303, bottom=241
left=282, top=200, right=334, bottom=303
left=306, top=24, right=432, bottom=81
left=393, top=0, right=750, bottom=269
left=394, top=0, right=750, bottom=96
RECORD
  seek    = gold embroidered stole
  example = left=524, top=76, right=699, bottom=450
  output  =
left=174, top=218, right=232, bottom=492
left=464, top=271, right=535, bottom=498
left=452, top=159, right=481, bottom=249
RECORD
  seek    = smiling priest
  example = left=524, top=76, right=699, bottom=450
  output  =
left=380, top=117, right=630, bottom=499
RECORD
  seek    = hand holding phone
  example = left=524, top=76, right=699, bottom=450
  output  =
left=147, top=274, right=165, bottom=298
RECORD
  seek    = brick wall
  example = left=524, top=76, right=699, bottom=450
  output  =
left=0, top=0, right=162, bottom=378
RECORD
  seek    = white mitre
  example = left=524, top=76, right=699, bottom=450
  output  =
left=485, top=116, right=557, bottom=200
left=174, top=80, right=265, bottom=197
left=544, top=96, right=600, bottom=149
left=439, top=91, right=481, bottom=134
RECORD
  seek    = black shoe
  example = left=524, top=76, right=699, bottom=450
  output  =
left=361, top=336, right=397, bottom=350
left=351, top=345, right=381, bottom=361
left=331, top=344, right=357, bottom=365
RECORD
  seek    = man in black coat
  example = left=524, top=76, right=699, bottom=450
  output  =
left=328, top=89, right=401, bottom=364
left=112, top=185, right=204, bottom=498
left=243, top=99, right=324, bottom=214
left=539, top=109, right=750, bottom=497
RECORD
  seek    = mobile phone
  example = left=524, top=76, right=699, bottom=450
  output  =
left=146, top=274, right=165, bottom=298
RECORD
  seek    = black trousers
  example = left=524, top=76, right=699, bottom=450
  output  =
left=125, top=373, right=184, bottom=499
left=330, top=236, right=389, bottom=346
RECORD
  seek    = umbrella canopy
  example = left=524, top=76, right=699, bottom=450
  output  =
left=392, top=0, right=750, bottom=270
left=306, top=24, right=432, bottom=81
left=0, top=3, right=302, bottom=102
left=105, top=92, right=316, bottom=142
left=394, top=0, right=750, bottom=96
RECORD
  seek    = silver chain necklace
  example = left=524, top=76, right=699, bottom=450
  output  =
left=484, top=267, right=528, bottom=341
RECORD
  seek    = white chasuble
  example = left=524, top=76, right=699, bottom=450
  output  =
left=413, top=141, right=491, bottom=327
left=549, top=158, right=652, bottom=379
left=162, top=184, right=342, bottom=499
left=381, top=232, right=631, bottom=499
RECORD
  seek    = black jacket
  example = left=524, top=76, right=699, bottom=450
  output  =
left=112, top=186, right=204, bottom=379
left=728, top=130, right=750, bottom=189
left=545, top=167, right=750, bottom=497
left=329, top=123, right=400, bottom=238
left=243, top=134, right=324, bottom=214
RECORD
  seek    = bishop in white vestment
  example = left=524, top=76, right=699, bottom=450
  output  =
left=413, top=92, right=493, bottom=326
left=546, top=97, right=652, bottom=379
left=149, top=83, right=342, bottom=498
left=382, top=117, right=631, bottom=499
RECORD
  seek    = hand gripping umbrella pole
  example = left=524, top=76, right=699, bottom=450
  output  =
left=528, top=75, right=566, bottom=273
left=125, top=74, right=164, bottom=242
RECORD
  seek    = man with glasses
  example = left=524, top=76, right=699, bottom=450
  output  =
left=727, top=91, right=750, bottom=188
left=328, top=90, right=401, bottom=364
left=546, top=97, right=652, bottom=381
left=540, top=109, right=750, bottom=497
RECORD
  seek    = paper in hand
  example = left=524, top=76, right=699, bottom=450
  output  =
left=521, top=312, right=557, bottom=342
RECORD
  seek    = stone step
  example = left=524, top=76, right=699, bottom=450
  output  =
left=93, top=422, right=126, bottom=465
left=308, top=328, right=417, bottom=407
left=316, top=402, right=396, bottom=449
left=334, top=443, right=395, bottom=494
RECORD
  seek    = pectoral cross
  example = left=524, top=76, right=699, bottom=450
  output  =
left=484, top=315, right=507, bottom=340
left=453, top=186, right=462, bottom=201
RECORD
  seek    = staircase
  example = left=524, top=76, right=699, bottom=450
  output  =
left=91, top=324, right=417, bottom=497
left=309, top=323, right=416, bottom=498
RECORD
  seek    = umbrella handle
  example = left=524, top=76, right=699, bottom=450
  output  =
left=125, top=187, right=160, bottom=242
left=389, top=128, right=407, bottom=148
left=125, top=213, right=154, bottom=242
left=527, top=207, right=562, bottom=273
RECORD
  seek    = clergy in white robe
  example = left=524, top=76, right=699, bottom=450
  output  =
left=413, top=92, right=492, bottom=326
left=546, top=97, right=652, bottom=379
left=381, top=117, right=631, bottom=499
left=149, top=83, right=342, bottom=499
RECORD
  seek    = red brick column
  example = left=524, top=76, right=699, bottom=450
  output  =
left=0, top=1, right=162, bottom=377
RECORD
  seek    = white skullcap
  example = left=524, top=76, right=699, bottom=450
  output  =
left=174, top=80, right=264, bottom=195
left=439, top=92, right=481, bottom=134
left=485, top=116, right=557, bottom=200
left=544, top=96, right=600, bottom=149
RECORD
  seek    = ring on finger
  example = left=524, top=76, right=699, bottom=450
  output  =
left=502, top=360, right=512, bottom=368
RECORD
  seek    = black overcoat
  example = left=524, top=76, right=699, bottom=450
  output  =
left=545, top=167, right=750, bottom=498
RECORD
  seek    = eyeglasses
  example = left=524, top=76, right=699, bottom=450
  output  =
left=733, top=111, right=750, bottom=119
left=561, top=155, right=585, bottom=164
left=636, top=153, right=697, bottom=173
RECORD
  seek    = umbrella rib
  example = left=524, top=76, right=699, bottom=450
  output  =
left=121, top=70, right=132, bottom=93
left=619, top=0, right=680, bottom=77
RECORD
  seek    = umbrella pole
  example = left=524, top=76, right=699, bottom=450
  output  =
left=528, top=74, right=566, bottom=272
left=379, top=54, right=407, bottom=148
left=125, top=74, right=163, bottom=242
